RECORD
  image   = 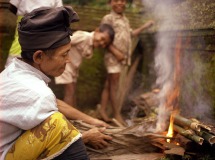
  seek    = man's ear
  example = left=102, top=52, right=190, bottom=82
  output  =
left=33, top=50, right=44, bottom=64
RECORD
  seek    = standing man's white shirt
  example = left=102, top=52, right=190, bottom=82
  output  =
left=10, top=0, right=63, bottom=15
left=55, top=31, right=94, bottom=84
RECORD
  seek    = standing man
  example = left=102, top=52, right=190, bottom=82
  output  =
left=99, top=0, right=154, bottom=125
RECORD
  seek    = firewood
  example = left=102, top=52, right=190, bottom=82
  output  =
left=117, top=55, right=142, bottom=112
left=151, top=142, right=166, bottom=150
left=112, top=118, right=126, bottom=128
left=174, top=134, right=192, bottom=148
left=71, top=120, right=160, bottom=158
left=164, top=147, right=185, bottom=156
left=149, top=136, right=185, bottom=156
left=191, top=118, right=215, bottom=135
left=173, top=124, right=204, bottom=145
left=132, top=91, right=159, bottom=116
left=117, top=37, right=139, bottom=112
left=195, top=130, right=215, bottom=145
left=173, top=114, right=201, bottom=132
left=172, top=115, right=215, bottom=145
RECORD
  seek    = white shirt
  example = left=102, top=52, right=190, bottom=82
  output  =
left=0, top=58, right=58, bottom=160
left=10, top=0, right=63, bottom=16
left=55, top=31, right=94, bottom=83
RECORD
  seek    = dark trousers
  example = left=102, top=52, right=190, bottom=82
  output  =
left=53, top=138, right=89, bottom=160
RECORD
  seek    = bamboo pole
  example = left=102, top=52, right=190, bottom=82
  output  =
left=173, top=114, right=201, bottom=132
left=173, top=124, right=204, bottom=145
left=195, top=130, right=215, bottom=145
left=198, top=123, right=212, bottom=132
left=172, top=115, right=215, bottom=145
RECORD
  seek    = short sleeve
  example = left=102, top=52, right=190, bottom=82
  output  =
left=70, top=31, right=93, bottom=59
left=0, top=86, right=58, bottom=130
left=101, top=15, right=112, bottom=25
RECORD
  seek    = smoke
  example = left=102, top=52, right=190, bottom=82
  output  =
left=141, top=0, right=182, bottom=132
left=141, top=0, right=214, bottom=132
left=180, top=52, right=214, bottom=124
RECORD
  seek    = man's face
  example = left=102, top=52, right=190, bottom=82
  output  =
left=110, top=0, right=126, bottom=14
left=93, top=31, right=111, bottom=48
left=39, top=43, right=71, bottom=77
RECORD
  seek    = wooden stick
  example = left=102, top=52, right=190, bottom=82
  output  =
left=118, top=55, right=142, bottom=112
left=117, top=37, right=140, bottom=112
left=112, top=118, right=125, bottom=128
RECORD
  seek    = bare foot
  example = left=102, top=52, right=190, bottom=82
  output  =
left=98, top=108, right=112, bottom=123
left=115, top=114, right=127, bottom=127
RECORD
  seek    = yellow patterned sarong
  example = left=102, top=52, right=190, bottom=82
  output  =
left=5, top=112, right=81, bottom=160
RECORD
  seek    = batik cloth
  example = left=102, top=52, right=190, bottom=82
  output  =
left=5, top=112, right=81, bottom=160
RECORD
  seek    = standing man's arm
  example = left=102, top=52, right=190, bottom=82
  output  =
left=132, top=20, right=154, bottom=37
left=108, top=44, right=125, bottom=62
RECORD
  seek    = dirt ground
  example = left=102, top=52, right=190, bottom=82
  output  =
left=90, top=153, right=164, bottom=160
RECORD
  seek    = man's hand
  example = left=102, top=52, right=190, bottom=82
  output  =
left=132, top=20, right=155, bottom=37
left=108, top=44, right=126, bottom=62
left=82, top=128, right=112, bottom=149
left=143, top=20, right=154, bottom=29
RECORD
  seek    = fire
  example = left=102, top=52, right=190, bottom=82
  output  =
left=166, top=113, right=174, bottom=142
left=165, top=35, right=182, bottom=142
left=165, top=35, right=182, bottom=111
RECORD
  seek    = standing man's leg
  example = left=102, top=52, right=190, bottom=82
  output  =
left=99, top=78, right=111, bottom=122
left=109, top=73, right=125, bottom=125
left=64, top=82, right=77, bottom=107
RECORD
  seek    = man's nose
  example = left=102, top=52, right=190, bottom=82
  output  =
left=65, top=55, right=71, bottom=63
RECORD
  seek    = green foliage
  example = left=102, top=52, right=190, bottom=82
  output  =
left=63, top=0, right=141, bottom=10
left=76, top=48, right=106, bottom=108
left=204, top=54, right=215, bottom=115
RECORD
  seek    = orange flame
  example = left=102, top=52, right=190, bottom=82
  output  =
left=165, top=34, right=182, bottom=111
left=166, top=113, right=174, bottom=142
left=165, top=35, right=191, bottom=143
